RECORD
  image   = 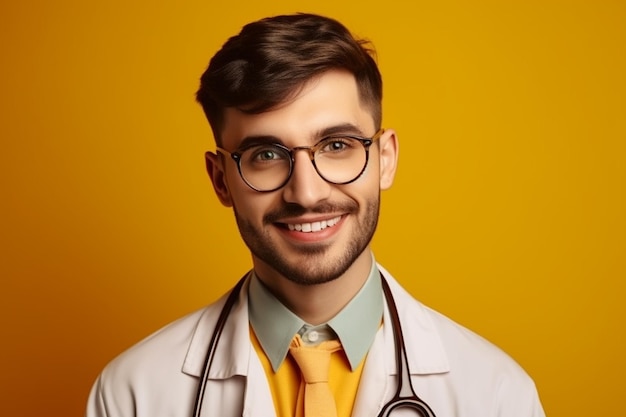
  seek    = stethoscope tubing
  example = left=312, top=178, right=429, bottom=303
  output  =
left=378, top=277, right=437, bottom=417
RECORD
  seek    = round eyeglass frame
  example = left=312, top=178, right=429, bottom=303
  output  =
left=214, top=128, right=384, bottom=192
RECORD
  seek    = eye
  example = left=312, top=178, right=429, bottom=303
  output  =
left=256, top=149, right=279, bottom=160
left=319, top=137, right=355, bottom=154
left=245, top=145, right=289, bottom=163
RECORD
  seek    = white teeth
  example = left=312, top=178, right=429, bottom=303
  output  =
left=287, top=216, right=341, bottom=233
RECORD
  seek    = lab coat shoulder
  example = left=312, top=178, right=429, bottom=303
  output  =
left=86, top=290, right=236, bottom=417
left=425, top=304, right=544, bottom=415
left=384, top=273, right=545, bottom=416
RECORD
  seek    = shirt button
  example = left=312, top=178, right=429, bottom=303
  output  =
left=307, top=330, right=319, bottom=343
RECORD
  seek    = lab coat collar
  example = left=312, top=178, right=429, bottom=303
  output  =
left=181, top=265, right=450, bottom=380
left=352, top=264, right=449, bottom=415
left=379, top=264, right=450, bottom=375
left=182, top=273, right=253, bottom=379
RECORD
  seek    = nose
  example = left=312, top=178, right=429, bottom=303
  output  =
left=281, top=150, right=332, bottom=207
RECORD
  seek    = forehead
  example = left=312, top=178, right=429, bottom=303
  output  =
left=220, top=70, right=376, bottom=149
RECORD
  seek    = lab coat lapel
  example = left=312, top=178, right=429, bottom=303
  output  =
left=381, top=270, right=449, bottom=376
left=183, top=276, right=277, bottom=417
left=352, top=268, right=450, bottom=416
left=351, top=294, right=396, bottom=416
left=182, top=278, right=252, bottom=379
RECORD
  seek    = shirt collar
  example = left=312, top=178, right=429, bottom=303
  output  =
left=248, top=254, right=383, bottom=372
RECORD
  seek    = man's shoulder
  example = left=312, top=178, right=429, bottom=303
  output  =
left=382, top=266, right=536, bottom=384
left=380, top=270, right=544, bottom=416
left=86, top=282, right=253, bottom=416
left=97, top=292, right=230, bottom=384
left=423, top=303, right=526, bottom=371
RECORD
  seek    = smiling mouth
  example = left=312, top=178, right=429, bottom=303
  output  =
left=285, top=216, right=342, bottom=233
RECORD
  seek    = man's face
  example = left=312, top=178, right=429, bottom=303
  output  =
left=207, top=70, right=397, bottom=286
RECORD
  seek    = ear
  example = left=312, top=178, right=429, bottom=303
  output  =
left=205, top=151, right=233, bottom=207
left=378, top=129, right=399, bottom=190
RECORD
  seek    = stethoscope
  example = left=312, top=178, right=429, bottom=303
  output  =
left=192, top=273, right=437, bottom=417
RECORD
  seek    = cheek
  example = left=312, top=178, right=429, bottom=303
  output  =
left=223, top=167, right=263, bottom=210
left=230, top=192, right=277, bottom=221
left=353, top=161, right=382, bottom=195
left=363, top=153, right=381, bottom=180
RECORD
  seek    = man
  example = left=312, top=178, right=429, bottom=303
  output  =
left=86, top=13, right=545, bottom=417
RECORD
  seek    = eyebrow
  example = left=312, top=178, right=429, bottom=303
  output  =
left=235, top=123, right=367, bottom=151
left=236, top=135, right=282, bottom=151
left=314, top=123, right=366, bottom=138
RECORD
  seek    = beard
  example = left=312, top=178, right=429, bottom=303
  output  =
left=233, top=196, right=380, bottom=286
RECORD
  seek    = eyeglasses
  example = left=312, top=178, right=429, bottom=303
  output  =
left=216, top=128, right=384, bottom=192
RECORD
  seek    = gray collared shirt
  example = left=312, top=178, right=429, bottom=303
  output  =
left=248, top=254, right=383, bottom=372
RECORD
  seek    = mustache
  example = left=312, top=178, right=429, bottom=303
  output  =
left=264, top=201, right=358, bottom=224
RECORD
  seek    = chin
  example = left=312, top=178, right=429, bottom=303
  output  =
left=258, top=243, right=364, bottom=286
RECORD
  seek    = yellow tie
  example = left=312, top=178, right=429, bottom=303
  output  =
left=289, top=334, right=342, bottom=417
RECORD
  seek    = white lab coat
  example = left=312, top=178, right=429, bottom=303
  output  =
left=86, top=265, right=545, bottom=417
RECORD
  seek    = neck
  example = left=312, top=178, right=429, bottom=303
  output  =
left=252, top=250, right=373, bottom=325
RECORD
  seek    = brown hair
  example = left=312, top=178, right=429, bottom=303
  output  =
left=196, top=13, right=383, bottom=144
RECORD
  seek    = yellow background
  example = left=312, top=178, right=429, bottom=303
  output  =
left=1, top=1, right=624, bottom=416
